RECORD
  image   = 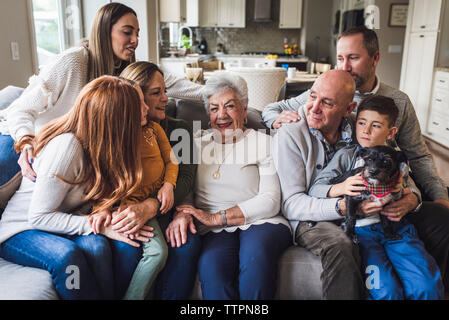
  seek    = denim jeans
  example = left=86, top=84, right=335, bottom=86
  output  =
left=0, top=230, right=142, bottom=300
left=356, top=219, right=444, bottom=300
left=0, top=134, right=20, bottom=185
left=154, top=228, right=202, bottom=300
left=198, top=223, right=291, bottom=300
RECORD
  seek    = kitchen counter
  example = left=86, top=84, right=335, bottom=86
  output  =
left=436, top=67, right=449, bottom=73
left=160, top=54, right=310, bottom=76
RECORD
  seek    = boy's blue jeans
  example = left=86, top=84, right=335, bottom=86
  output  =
left=0, top=230, right=142, bottom=299
left=356, top=219, right=444, bottom=300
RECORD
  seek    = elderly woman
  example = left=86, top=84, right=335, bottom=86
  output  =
left=173, top=72, right=292, bottom=299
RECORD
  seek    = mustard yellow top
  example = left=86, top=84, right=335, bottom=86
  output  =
left=124, top=121, right=179, bottom=205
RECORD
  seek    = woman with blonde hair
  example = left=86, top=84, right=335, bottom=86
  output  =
left=0, top=76, right=153, bottom=300
left=118, top=61, right=198, bottom=299
left=0, top=2, right=201, bottom=204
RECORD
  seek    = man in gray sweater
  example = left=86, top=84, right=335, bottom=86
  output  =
left=273, top=69, right=420, bottom=299
left=269, top=26, right=449, bottom=296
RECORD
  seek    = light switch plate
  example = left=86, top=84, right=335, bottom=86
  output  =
left=11, top=42, right=20, bottom=61
left=388, top=45, right=402, bottom=54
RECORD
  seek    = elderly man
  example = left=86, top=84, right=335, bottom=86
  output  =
left=266, top=26, right=449, bottom=292
left=273, top=69, right=367, bottom=299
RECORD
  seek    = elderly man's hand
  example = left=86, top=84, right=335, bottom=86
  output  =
left=272, top=110, right=301, bottom=129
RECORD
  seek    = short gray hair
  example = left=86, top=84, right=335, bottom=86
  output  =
left=201, top=72, right=248, bottom=113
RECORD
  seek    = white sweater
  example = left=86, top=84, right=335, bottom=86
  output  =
left=0, top=47, right=203, bottom=142
left=0, top=133, right=93, bottom=244
left=190, top=129, right=291, bottom=235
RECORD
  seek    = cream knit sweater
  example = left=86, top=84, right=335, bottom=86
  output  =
left=0, top=47, right=203, bottom=142
left=0, top=133, right=93, bottom=244
left=189, top=129, right=291, bottom=235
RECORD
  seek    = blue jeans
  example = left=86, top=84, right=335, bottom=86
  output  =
left=198, top=223, right=291, bottom=300
left=356, top=220, right=444, bottom=300
left=154, top=228, right=202, bottom=299
left=0, top=134, right=20, bottom=185
left=0, top=230, right=142, bottom=300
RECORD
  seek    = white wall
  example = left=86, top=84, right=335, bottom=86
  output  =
left=301, top=0, right=334, bottom=63
left=81, top=0, right=159, bottom=63
left=374, top=0, right=409, bottom=88
left=0, top=0, right=36, bottom=89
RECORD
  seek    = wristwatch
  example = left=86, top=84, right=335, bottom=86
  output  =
left=335, top=199, right=343, bottom=216
left=411, top=200, right=423, bottom=213
left=220, top=210, right=228, bottom=227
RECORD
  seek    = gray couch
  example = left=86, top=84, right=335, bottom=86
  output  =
left=0, top=86, right=323, bottom=300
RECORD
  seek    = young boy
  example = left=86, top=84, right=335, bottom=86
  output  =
left=309, top=95, right=444, bottom=300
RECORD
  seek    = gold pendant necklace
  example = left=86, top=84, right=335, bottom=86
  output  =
left=212, top=142, right=237, bottom=180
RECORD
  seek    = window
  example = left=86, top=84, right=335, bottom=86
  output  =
left=31, top=0, right=83, bottom=68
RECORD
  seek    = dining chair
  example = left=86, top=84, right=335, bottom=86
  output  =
left=227, top=67, right=287, bottom=111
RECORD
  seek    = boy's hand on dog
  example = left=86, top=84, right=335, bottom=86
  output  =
left=381, top=188, right=418, bottom=222
left=329, top=174, right=365, bottom=198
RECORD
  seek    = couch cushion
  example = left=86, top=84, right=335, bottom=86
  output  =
left=0, top=86, right=24, bottom=110
left=275, top=246, right=323, bottom=299
left=0, top=257, right=58, bottom=300
left=175, top=99, right=210, bottom=131
left=190, top=245, right=323, bottom=300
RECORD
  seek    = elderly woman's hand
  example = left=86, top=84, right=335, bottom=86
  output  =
left=176, top=204, right=220, bottom=227
left=111, top=198, right=159, bottom=235
left=165, top=210, right=197, bottom=248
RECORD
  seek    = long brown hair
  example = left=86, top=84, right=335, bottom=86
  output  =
left=85, top=2, right=137, bottom=82
left=34, top=76, right=143, bottom=213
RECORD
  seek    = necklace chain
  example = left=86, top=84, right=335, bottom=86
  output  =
left=212, top=142, right=237, bottom=180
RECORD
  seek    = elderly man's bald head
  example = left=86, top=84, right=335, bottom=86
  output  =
left=305, top=69, right=357, bottom=138
left=314, top=70, right=356, bottom=106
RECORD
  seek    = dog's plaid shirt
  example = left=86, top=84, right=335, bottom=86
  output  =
left=361, top=173, right=400, bottom=198
left=309, top=118, right=353, bottom=167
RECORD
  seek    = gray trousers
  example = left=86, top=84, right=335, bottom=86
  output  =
left=296, top=221, right=366, bottom=300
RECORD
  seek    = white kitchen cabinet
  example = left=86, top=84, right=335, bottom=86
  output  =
left=279, top=0, right=303, bottom=29
left=400, top=0, right=443, bottom=131
left=411, top=0, right=442, bottom=32
left=401, top=32, right=439, bottom=128
left=159, top=0, right=199, bottom=26
left=199, top=0, right=218, bottom=27
left=217, top=0, right=246, bottom=28
left=427, top=71, right=449, bottom=146
left=199, top=0, right=245, bottom=28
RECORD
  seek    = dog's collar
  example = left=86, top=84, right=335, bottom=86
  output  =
left=361, top=172, right=400, bottom=198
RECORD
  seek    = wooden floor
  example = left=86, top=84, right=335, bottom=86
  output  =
left=425, top=137, right=449, bottom=187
